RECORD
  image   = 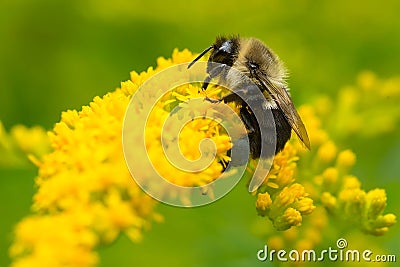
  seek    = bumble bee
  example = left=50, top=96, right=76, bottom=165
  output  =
left=188, top=36, right=310, bottom=159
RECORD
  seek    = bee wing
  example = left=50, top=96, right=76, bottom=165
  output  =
left=255, top=71, right=311, bottom=150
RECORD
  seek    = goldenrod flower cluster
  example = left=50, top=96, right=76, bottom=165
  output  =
left=255, top=71, right=397, bottom=235
left=8, top=49, right=398, bottom=267
left=303, top=72, right=400, bottom=239
left=319, top=155, right=396, bottom=236
left=255, top=161, right=316, bottom=231
left=315, top=71, right=400, bottom=139
left=10, top=91, right=161, bottom=266
left=141, top=81, right=232, bottom=189
left=9, top=49, right=236, bottom=266
left=256, top=72, right=398, bottom=266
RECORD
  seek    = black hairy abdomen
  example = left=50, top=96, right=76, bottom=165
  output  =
left=247, top=107, right=292, bottom=159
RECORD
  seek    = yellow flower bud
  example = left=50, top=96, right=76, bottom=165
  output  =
left=281, top=208, right=302, bottom=230
left=61, top=110, right=80, bottom=128
left=339, top=87, right=359, bottom=107
left=357, top=71, right=377, bottom=91
left=321, top=192, right=337, bottom=211
left=375, top=214, right=397, bottom=228
left=322, top=167, right=338, bottom=185
left=273, top=208, right=302, bottom=231
left=294, top=197, right=315, bottom=215
left=10, top=124, right=51, bottom=159
left=367, top=227, right=388, bottom=236
left=342, top=175, right=361, bottom=189
left=256, top=192, right=272, bottom=216
left=336, top=149, right=356, bottom=169
left=339, top=187, right=366, bottom=219
left=317, top=141, right=337, bottom=163
left=363, top=214, right=396, bottom=236
left=366, top=189, right=387, bottom=219
left=276, top=184, right=306, bottom=207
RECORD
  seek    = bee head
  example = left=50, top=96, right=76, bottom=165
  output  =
left=209, top=36, right=239, bottom=67
left=187, top=36, right=240, bottom=69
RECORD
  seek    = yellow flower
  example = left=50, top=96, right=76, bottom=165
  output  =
left=256, top=182, right=315, bottom=231
left=11, top=125, right=50, bottom=158
left=265, top=207, right=328, bottom=261
left=366, top=189, right=387, bottom=219
left=256, top=192, right=272, bottom=216
left=336, top=149, right=356, bottom=169
left=258, top=72, right=398, bottom=258
left=8, top=45, right=398, bottom=267
left=10, top=213, right=98, bottom=267
left=331, top=71, right=400, bottom=138
left=298, top=105, right=328, bottom=146
left=266, top=142, right=299, bottom=189
left=362, top=189, right=397, bottom=235
left=11, top=49, right=206, bottom=267
left=294, top=197, right=315, bottom=215
left=145, top=105, right=230, bottom=188
left=274, top=207, right=302, bottom=230
left=317, top=140, right=337, bottom=163
left=0, top=121, right=50, bottom=167
left=320, top=192, right=337, bottom=210
left=250, top=112, right=318, bottom=231
left=322, top=167, right=338, bottom=185
left=334, top=183, right=397, bottom=236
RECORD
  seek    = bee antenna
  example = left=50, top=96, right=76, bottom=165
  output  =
left=187, top=45, right=213, bottom=69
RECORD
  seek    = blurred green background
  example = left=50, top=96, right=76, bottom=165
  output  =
left=1, top=0, right=399, bottom=266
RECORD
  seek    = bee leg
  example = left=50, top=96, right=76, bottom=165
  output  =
left=202, top=64, right=228, bottom=90
left=202, top=76, right=212, bottom=91
left=204, top=96, right=221, bottom=103
left=221, top=92, right=242, bottom=104
left=239, top=106, right=256, bottom=133
left=204, top=91, right=241, bottom=104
